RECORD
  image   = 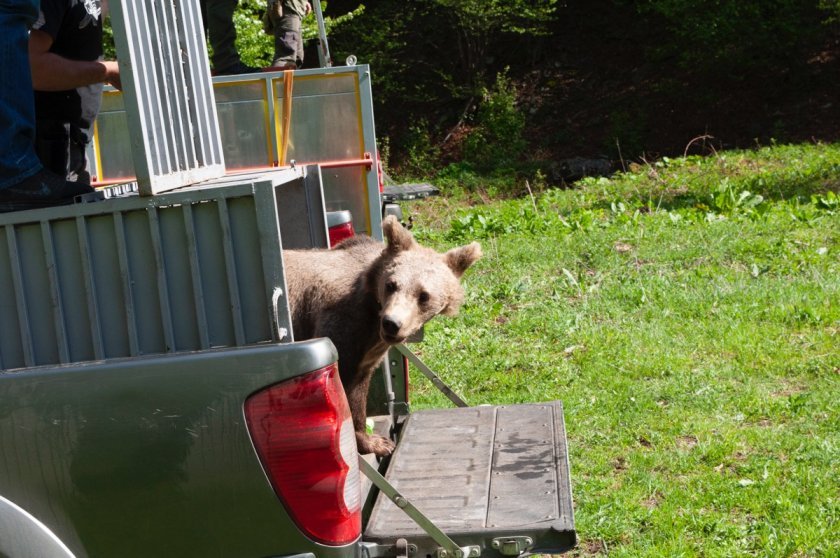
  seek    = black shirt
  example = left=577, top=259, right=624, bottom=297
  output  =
left=32, top=0, right=104, bottom=129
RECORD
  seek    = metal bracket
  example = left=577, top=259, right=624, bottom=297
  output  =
left=360, top=458, right=479, bottom=558
left=435, top=548, right=480, bottom=558
left=490, top=537, right=534, bottom=556
left=395, top=344, right=468, bottom=407
left=361, top=540, right=417, bottom=558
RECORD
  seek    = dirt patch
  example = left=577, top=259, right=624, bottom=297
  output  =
left=676, top=435, right=698, bottom=450
left=641, top=492, right=663, bottom=509
left=577, top=539, right=607, bottom=556
left=613, top=241, right=634, bottom=253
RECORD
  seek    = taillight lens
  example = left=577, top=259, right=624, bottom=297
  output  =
left=328, top=222, right=355, bottom=247
left=244, top=364, right=361, bottom=545
left=327, top=210, right=355, bottom=248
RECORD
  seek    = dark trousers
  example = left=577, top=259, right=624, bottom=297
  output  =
left=200, top=0, right=240, bottom=71
left=35, top=119, right=91, bottom=185
left=271, top=13, right=303, bottom=68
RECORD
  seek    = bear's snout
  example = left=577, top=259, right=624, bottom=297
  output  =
left=382, top=316, right=402, bottom=338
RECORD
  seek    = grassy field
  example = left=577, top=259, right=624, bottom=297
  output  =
left=401, top=143, right=839, bottom=557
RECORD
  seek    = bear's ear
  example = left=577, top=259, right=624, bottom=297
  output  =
left=382, top=214, right=415, bottom=253
left=444, top=242, right=482, bottom=278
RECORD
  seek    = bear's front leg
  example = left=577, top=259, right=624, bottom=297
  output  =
left=345, top=363, right=396, bottom=456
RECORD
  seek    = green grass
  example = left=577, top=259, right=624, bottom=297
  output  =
left=404, top=143, right=839, bottom=557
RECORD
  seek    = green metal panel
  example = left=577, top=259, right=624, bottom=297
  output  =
left=0, top=169, right=319, bottom=370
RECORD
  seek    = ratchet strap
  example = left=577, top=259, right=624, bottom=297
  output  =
left=279, top=69, right=294, bottom=165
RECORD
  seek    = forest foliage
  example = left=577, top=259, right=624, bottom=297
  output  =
left=105, top=1, right=840, bottom=185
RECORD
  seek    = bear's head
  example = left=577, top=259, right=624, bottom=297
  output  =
left=373, top=215, right=482, bottom=344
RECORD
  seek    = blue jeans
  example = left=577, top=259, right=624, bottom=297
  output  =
left=0, top=0, right=44, bottom=189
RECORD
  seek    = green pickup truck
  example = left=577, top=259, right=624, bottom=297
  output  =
left=0, top=168, right=575, bottom=558
left=0, top=2, right=575, bottom=556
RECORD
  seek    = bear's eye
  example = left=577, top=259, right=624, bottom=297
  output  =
left=418, top=291, right=430, bottom=305
left=385, top=280, right=398, bottom=294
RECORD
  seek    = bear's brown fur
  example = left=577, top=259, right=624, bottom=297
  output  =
left=283, top=215, right=482, bottom=456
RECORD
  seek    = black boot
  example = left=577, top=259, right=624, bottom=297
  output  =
left=0, top=169, right=94, bottom=213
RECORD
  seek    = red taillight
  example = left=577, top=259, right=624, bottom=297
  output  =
left=328, top=222, right=355, bottom=247
left=244, top=364, right=361, bottom=545
left=327, top=210, right=355, bottom=248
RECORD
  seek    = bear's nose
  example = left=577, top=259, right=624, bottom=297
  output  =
left=382, top=316, right=402, bottom=336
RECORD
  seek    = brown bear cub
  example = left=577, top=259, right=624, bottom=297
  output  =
left=283, top=215, right=482, bottom=456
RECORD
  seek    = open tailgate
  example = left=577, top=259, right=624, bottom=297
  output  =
left=364, top=402, right=575, bottom=556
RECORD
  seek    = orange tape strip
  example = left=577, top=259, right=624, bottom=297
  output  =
left=279, top=70, right=294, bottom=165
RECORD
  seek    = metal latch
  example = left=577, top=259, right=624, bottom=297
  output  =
left=395, top=538, right=414, bottom=558
left=491, top=537, right=533, bottom=556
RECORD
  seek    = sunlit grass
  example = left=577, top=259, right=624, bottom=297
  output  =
left=405, top=143, right=839, bottom=556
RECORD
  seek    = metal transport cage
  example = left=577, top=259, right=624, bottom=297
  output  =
left=88, top=67, right=382, bottom=237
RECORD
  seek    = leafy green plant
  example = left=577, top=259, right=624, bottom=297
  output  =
left=463, top=71, right=526, bottom=174
left=233, top=3, right=274, bottom=67
left=446, top=212, right=508, bottom=241
left=398, top=120, right=441, bottom=179
left=813, top=190, right=839, bottom=213
left=710, top=178, right=766, bottom=217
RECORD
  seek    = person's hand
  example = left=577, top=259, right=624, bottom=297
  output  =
left=305, top=1, right=312, bottom=16
left=103, top=60, right=122, bottom=90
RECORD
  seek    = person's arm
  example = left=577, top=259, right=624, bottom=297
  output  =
left=28, top=29, right=121, bottom=91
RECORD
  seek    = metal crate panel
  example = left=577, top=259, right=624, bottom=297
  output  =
left=90, top=67, right=382, bottom=237
left=0, top=169, right=322, bottom=371
left=215, top=81, right=273, bottom=170
left=110, top=0, right=225, bottom=195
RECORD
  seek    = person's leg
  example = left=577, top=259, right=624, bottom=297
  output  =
left=294, top=17, right=304, bottom=67
left=271, top=13, right=301, bottom=69
left=0, top=1, right=94, bottom=212
left=0, top=0, right=44, bottom=189
left=34, top=119, right=70, bottom=178
left=204, top=0, right=240, bottom=71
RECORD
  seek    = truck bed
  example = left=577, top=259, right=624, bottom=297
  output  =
left=365, top=402, right=575, bottom=555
